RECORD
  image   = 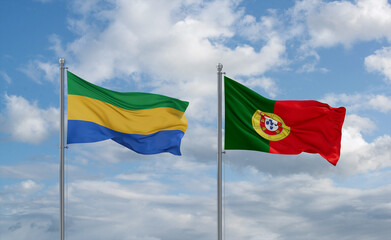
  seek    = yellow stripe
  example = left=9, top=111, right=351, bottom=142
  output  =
left=68, top=95, right=187, bottom=135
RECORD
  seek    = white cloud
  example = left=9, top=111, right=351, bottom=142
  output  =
left=320, top=93, right=391, bottom=113
left=365, top=46, right=391, bottom=83
left=245, top=77, right=279, bottom=98
left=222, top=36, right=286, bottom=77
left=181, top=123, right=217, bottom=158
left=294, top=0, right=391, bottom=48
left=368, top=94, right=391, bottom=113
left=0, top=162, right=64, bottom=180
left=320, top=93, right=362, bottom=109
left=224, top=174, right=391, bottom=240
left=337, top=114, right=391, bottom=175
left=297, top=61, right=329, bottom=73
left=4, top=170, right=391, bottom=240
left=4, top=180, right=43, bottom=196
left=289, top=0, right=391, bottom=77
left=36, top=0, right=288, bottom=150
left=53, top=0, right=286, bottom=118
left=0, top=70, right=12, bottom=83
left=19, top=60, right=58, bottom=83
left=237, top=10, right=283, bottom=43
left=115, top=173, right=157, bottom=181
left=0, top=94, right=59, bottom=144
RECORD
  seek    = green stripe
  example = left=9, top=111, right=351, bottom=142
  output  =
left=67, top=71, right=189, bottom=112
left=224, top=76, right=276, bottom=152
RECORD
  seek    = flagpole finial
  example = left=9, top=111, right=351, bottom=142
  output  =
left=217, top=63, right=223, bottom=71
left=59, top=58, right=65, bottom=65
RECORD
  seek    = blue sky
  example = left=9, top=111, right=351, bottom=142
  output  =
left=1, top=0, right=391, bottom=239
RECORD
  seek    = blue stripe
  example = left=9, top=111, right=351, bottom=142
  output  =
left=67, top=120, right=185, bottom=155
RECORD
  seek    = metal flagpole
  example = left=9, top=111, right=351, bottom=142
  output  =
left=59, top=58, right=65, bottom=240
left=217, top=63, right=223, bottom=240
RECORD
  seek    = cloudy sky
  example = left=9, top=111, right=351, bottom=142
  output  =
left=1, top=0, right=391, bottom=239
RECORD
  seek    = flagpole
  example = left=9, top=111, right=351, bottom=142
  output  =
left=59, top=58, right=65, bottom=240
left=217, top=63, right=223, bottom=240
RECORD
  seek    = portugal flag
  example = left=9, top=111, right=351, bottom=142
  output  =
left=224, top=76, right=346, bottom=165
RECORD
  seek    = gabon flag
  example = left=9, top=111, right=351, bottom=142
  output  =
left=67, top=71, right=189, bottom=155
left=224, top=76, right=346, bottom=165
